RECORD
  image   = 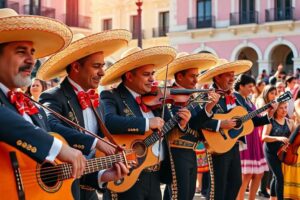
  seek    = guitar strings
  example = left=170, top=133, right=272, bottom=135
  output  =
left=20, top=157, right=126, bottom=186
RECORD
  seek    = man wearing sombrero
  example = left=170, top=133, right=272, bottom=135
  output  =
left=198, top=59, right=275, bottom=200
left=156, top=52, right=220, bottom=200
left=0, top=7, right=87, bottom=194
left=100, top=46, right=192, bottom=200
left=38, top=30, right=131, bottom=199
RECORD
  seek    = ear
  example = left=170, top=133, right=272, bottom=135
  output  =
left=70, top=62, right=81, bottom=73
left=125, top=72, right=133, bottom=82
left=177, top=73, right=184, bottom=81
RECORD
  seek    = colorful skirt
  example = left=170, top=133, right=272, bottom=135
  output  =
left=195, top=142, right=209, bottom=173
left=282, top=148, right=300, bottom=200
left=240, top=127, right=269, bottom=174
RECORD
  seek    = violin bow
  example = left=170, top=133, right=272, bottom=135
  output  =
left=25, top=94, right=118, bottom=149
left=156, top=63, right=170, bottom=163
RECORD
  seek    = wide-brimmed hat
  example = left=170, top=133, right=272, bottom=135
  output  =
left=100, top=46, right=177, bottom=86
left=155, top=52, right=218, bottom=80
left=0, top=8, right=72, bottom=58
left=198, top=59, right=252, bottom=84
left=37, top=29, right=132, bottom=81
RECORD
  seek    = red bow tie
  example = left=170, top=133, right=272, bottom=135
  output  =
left=7, top=91, right=39, bottom=116
left=135, top=96, right=151, bottom=113
left=77, top=90, right=99, bottom=110
left=225, top=94, right=236, bottom=105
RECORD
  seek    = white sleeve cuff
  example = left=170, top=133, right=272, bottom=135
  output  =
left=45, top=137, right=63, bottom=162
left=145, top=118, right=149, bottom=131
left=204, top=105, right=213, bottom=117
left=97, top=169, right=107, bottom=188
left=91, top=138, right=98, bottom=150
left=216, top=120, right=221, bottom=132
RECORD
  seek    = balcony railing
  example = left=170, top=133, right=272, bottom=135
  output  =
left=230, top=11, right=258, bottom=25
left=63, top=14, right=92, bottom=29
left=23, top=5, right=55, bottom=18
left=6, top=1, right=19, bottom=13
left=187, top=16, right=216, bottom=29
left=265, top=7, right=295, bottom=22
left=152, top=26, right=169, bottom=37
left=131, top=29, right=145, bottom=39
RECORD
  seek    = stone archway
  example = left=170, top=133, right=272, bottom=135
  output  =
left=237, top=47, right=259, bottom=77
left=270, top=45, right=293, bottom=75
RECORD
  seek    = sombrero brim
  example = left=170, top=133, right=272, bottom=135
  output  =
left=37, top=29, right=132, bottom=81
left=0, top=15, right=72, bottom=58
left=198, top=60, right=252, bottom=84
left=100, top=46, right=177, bottom=86
left=155, top=53, right=218, bottom=80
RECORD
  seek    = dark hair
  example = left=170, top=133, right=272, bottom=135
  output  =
left=66, top=55, right=89, bottom=74
left=285, top=76, right=296, bottom=86
left=234, top=74, right=256, bottom=91
left=174, top=69, right=188, bottom=80
left=0, top=43, right=8, bottom=55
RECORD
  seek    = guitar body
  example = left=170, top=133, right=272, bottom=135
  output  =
left=97, top=131, right=159, bottom=193
left=202, top=106, right=254, bottom=154
left=0, top=133, right=74, bottom=200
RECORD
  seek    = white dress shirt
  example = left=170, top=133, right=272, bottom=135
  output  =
left=0, top=82, right=62, bottom=162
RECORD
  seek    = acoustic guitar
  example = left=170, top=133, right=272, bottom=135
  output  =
left=102, top=98, right=202, bottom=193
left=0, top=133, right=136, bottom=200
left=202, top=91, right=292, bottom=154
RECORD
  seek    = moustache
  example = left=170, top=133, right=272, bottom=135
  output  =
left=19, top=65, right=32, bottom=72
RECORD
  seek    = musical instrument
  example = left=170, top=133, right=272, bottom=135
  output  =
left=103, top=92, right=206, bottom=193
left=278, top=125, right=300, bottom=165
left=141, top=86, right=213, bottom=108
left=0, top=133, right=136, bottom=200
left=202, top=91, right=292, bottom=154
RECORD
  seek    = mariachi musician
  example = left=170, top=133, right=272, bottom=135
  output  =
left=38, top=30, right=131, bottom=200
left=198, top=59, right=275, bottom=200
left=100, top=46, right=191, bottom=200
left=155, top=52, right=220, bottom=200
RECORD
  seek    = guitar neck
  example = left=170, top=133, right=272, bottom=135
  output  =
left=59, top=153, right=125, bottom=180
left=143, top=102, right=197, bottom=147
left=241, top=102, right=271, bottom=123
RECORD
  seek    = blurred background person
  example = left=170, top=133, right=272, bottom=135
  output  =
left=28, top=78, right=47, bottom=101
left=262, top=102, right=295, bottom=200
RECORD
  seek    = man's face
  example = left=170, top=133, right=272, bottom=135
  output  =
left=75, top=52, right=105, bottom=91
left=176, top=68, right=199, bottom=89
left=125, top=64, right=155, bottom=94
left=215, top=71, right=235, bottom=91
left=0, top=41, right=35, bottom=89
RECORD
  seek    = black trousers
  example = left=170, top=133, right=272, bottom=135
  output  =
left=71, top=180, right=98, bottom=200
left=208, top=144, right=242, bottom=200
left=163, top=148, right=197, bottom=200
left=103, top=171, right=162, bottom=200
left=264, top=148, right=284, bottom=200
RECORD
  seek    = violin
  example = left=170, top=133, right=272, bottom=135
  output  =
left=140, top=85, right=215, bottom=110
left=277, top=125, right=300, bottom=165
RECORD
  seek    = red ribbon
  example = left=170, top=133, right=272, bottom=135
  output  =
left=77, top=90, right=100, bottom=110
left=135, top=96, right=151, bottom=113
left=7, top=91, right=39, bottom=116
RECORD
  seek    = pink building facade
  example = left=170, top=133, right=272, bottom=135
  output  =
left=169, top=0, right=300, bottom=77
left=2, top=0, right=93, bottom=34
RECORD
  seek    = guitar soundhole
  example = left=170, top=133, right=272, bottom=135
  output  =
left=132, top=141, right=146, bottom=158
left=233, top=117, right=242, bottom=129
left=37, top=162, right=62, bottom=192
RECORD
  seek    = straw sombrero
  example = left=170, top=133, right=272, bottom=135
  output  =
left=155, top=52, right=218, bottom=80
left=100, top=46, right=177, bottom=86
left=37, top=29, right=132, bottom=81
left=198, top=59, right=252, bottom=84
left=0, top=8, right=72, bottom=58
